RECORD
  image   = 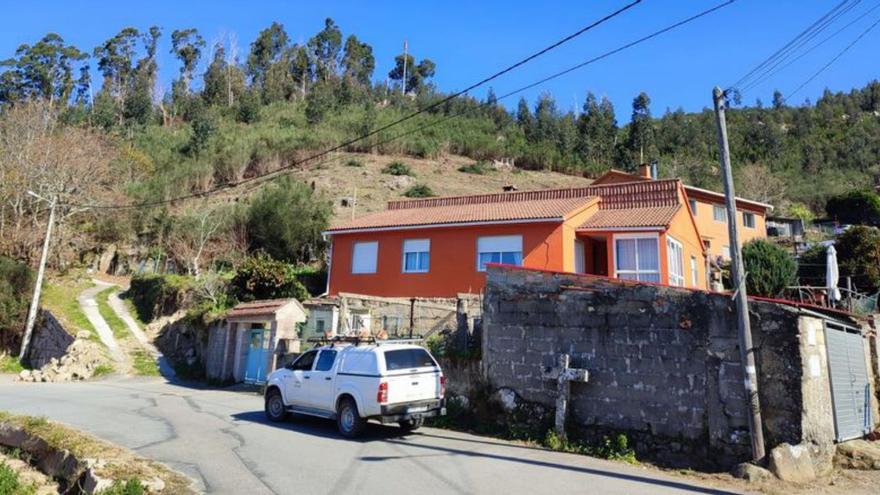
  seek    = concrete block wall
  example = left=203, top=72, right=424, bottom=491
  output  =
left=482, top=265, right=843, bottom=467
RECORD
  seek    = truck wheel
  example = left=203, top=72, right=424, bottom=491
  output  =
left=337, top=397, right=366, bottom=438
left=265, top=388, right=287, bottom=422
left=399, top=417, right=424, bottom=432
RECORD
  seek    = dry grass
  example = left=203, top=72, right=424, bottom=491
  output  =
left=287, top=152, right=593, bottom=224
left=0, top=411, right=194, bottom=493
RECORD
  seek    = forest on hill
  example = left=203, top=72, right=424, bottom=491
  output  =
left=1, top=18, right=879, bottom=273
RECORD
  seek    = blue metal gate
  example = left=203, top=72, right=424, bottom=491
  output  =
left=244, top=328, right=271, bottom=384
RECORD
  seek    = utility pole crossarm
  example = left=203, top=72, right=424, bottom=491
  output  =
left=712, top=86, right=766, bottom=462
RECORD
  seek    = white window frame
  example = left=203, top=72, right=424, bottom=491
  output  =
left=689, top=199, right=698, bottom=216
left=666, top=236, right=685, bottom=287
left=743, top=211, right=755, bottom=229
left=401, top=239, right=430, bottom=273
left=612, top=233, right=660, bottom=283
left=351, top=241, right=378, bottom=274
left=690, top=256, right=698, bottom=288
left=713, top=204, right=727, bottom=223
left=476, top=235, right=523, bottom=272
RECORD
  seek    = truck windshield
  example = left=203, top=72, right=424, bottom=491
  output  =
left=384, top=349, right=437, bottom=371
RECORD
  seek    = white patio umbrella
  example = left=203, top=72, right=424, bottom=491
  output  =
left=826, top=245, right=842, bottom=302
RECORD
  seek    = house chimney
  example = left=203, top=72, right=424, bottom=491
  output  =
left=638, top=164, right=652, bottom=179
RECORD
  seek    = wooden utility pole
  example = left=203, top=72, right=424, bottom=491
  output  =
left=19, top=193, right=57, bottom=361
left=712, top=86, right=766, bottom=462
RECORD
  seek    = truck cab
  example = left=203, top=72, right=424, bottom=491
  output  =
left=264, top=339, right=446, bottom=437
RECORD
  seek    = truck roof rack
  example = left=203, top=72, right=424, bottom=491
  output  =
left=306, top=336, right=423, bottom=347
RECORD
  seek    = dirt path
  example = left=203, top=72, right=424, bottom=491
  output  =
left=77, top=280, right=128, bottom=369
left=106, top=289, right=175, bottom=378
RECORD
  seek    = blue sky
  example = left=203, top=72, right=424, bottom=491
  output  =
left=2, top=1, right=878, bottom=116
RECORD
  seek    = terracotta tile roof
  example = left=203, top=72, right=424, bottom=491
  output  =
left=227, top=299, right=298, bottom=319
left=327, top=196, right=596, bottom=232
left=326, top=179, right=683, bottom=233
left=578, top=205, right=681, bottom=229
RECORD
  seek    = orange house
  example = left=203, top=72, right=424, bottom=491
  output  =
left=324, top=179, right=708, bottom=298
left=592, top=166, right=772, bottom=260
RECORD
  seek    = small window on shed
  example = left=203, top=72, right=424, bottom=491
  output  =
left=743, top=212, right=755, bottom=228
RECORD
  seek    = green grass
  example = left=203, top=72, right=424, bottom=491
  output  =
left=0, top=461, right=36, bottom=495
left=131, top=350, right=160, bottom=377
left=40, top=279, right=95, bottom=336
left=0, top=355, right=25, bottom=374
left=457, top=161, right=493, bottom=174
left=95, top=287, right=129, bottom=341
left=96, top=479, right=145, bottom=495
left=403, top=184, right=435, bottom=198
left=92, top=364, right=115, bottom=377
left=381, top=161, right=413, bottom=176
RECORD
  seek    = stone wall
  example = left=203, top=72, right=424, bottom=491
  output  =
left=482, top=265, right=862, bottom=469
left=26, top=310, right=75, bottom=369
left=335, top=292, right=481, bottom=338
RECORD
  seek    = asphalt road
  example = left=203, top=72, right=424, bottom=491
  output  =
left=0, top=375, right=740, bottom=495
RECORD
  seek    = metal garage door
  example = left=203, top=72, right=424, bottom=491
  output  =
left=824, top=322, right=871, bottom=442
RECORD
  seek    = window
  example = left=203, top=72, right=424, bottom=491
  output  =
left=614, top=235, right=660, bottom=283
left=315, top=350, right=337, bottom=372
left=402, top=239, right=430, bottom=273
left=722, top=245, right=731, bottom=260
left=384, top=349, right=438, bottom=371
left=289, top=350, right=317, bottom=371
left=477, top=235, right=523, bottom=271
left=690, top=256, right=698, bottom=287
left=713, top=205, right=726, bottom=223
left=382, top=315, right=402, bottom=335
left=315, top=319, right=326, bottom=335
left=352, top=241, right=378, bottom=274
left=743, top=212, right=755, bottom=228
left=703, top=239, right=711, bottom=249
left=689, top=199, right=698, bottom=216
left=666, top=237, right=685, bottom=287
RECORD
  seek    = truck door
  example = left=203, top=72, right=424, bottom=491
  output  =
left=304, top=349, right=338, bottom=411
left=284, top=350, right=317, bottom=406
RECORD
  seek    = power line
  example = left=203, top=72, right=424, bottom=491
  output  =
left=69, top=0, right=644, bottom=210
left=738, top=0, right=877, bottom=95
left=147, top=0, right=738, bottom=204
left=783, top=15, right=880, bottom=102
left=726, top=0, right=858, bottom=92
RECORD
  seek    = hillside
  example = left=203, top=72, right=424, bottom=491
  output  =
left=290, top=153, right=592, bottom=224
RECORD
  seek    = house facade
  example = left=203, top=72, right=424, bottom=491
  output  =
left=592, top=166, right=772, bottom=260
left=324, top=178, right=707, bottom=298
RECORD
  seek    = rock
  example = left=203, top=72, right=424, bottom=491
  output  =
left=731, top=462, right=773, bottom=483
left=770, top=443, right=816, bottom=483
left=449, top=395, right=470, bottom=410
left=386, top=175, right=415, bottom=190
left=18, top=369, right=31, bottom=380
left=76, top=330, right=92, bottom=340
left=492, top=388, right=518, bottom=413
left=835, top=440, right=880, bottom=470
left=142, top=476, right=166, bottom=492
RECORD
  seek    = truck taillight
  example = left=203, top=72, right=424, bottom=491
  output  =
left=440, top=375, right=446, bottom=398
left=377, top=382, right=388, bottom=404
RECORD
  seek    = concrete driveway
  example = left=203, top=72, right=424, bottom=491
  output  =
left=0, top=375, right=739, bottom=495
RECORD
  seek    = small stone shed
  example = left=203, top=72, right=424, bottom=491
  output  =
left=481, top=264, right=879, bottom=470
left=205, top=299, right=306, bottom=383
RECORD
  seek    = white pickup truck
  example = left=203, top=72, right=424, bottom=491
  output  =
left=264, top=340, right=446, bottom=437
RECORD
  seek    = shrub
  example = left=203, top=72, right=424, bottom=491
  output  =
left=0, top=257, right=33, bottom=351
left=740, top=240, right=797, bottom=297
left=96, top=479, right=145, bottom=495
left=246, top=177, right=332, bottom=264
left=345, top=158, right=364, bottom=167
left=127, top=274, right=194, bottom=323
left=457, top=161, right=492, bottom=174
left=403, top=184, right=435, bottom=198
left=826, top=191, right=880, bottom=226
left=381, top=161, right=413, bottom=176
left=0, top=462, right=34, bottom=495
left=230, top=254, right=310, bottom=302
left=835, top=226, right=880, bottom=293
